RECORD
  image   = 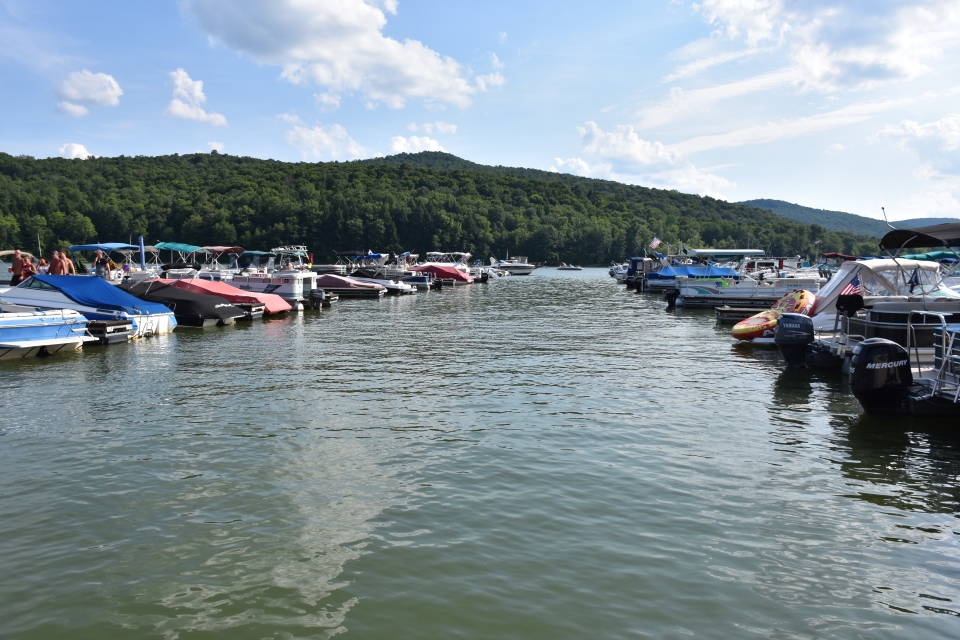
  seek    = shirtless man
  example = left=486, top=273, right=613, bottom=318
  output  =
left=49, top=250, right=64, bottom=275
left=61, top=249, right=76, bottom=275
left=9, top=249, right=24, bottom=285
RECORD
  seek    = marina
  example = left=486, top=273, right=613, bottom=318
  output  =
left=4, top=267, right=960, bottom=638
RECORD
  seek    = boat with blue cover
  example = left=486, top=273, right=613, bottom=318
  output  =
left=0, top=275, right=177, bottom=337
left=0, top=307, right=89, bottom=359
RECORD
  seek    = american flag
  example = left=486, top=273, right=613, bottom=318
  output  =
left=649, top=237, right=662, bottom=249
left=840, top=275, right=862, bottom=295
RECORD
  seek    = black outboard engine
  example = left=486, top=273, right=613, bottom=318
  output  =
left=774, top=313, right=814, bottom=368
left=849, top=338, right=913, bottom=415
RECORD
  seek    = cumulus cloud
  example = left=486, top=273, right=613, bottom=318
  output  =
left=315, top=92, right=341, bottom=111
left=56, top=69, right=122, bottom=116
left=390, top=135, right=445, bottom=153
left=58, top=143, right=91, bottom=159
left=164, top=68, right=227, bottom=126
left=552, top=122, right=733, bottom=197
left=208, top=141, right=225, bottom=152
left=876, top=114, right=960, bottom=151
left=185, top=0, right=496, bottom=108
left=286, top=123, right=368, bottom=160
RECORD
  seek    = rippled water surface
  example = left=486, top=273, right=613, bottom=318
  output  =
left=2, top=269, right=960, bottom=639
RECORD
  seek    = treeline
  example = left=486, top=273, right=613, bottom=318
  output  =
left=0, top=151, right=880, bottom=264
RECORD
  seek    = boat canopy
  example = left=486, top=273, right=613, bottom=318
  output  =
left=202, top=245, right=243, bottom=255
left=69, top=242, right=140, bottom=252
left=821, top=252, right=857, bottom=261
left=31, top=274, right=171, bottom=315
left=685, top=249, right=765, bottom=257
left=879, top=222, right=960, bottom=251
left=899, top=250, right=959, bottom=262
left=654, top=265, right=739, bottom=278
left=239, top=250, right=274, bottom=256
left=155, top=242, right=209, bottom=254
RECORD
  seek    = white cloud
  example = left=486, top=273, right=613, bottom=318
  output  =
left=554, top=122, right=733, bottom=197
left=672, top=96, right=917, bottom=155
left=56, top=102, right=88, bottom=117
left=58, top=143, right=91, bottom=159
left=476, top=71, right=506, bottom=92
left=663, top=46, right=764, bottom=82
left=691, top=0, right=960, bottom=92
left=56, top=69, right=122, bottom=116
left=499, top=32, right=507, bottom=44
left=638, top=68, right=796, bottom=128
left=286, top=124, right=368, bottom=160
left=315, top=92, right=341, bottom=111
left=829, top=143, right=844, bottom=152
left=278, top=113, right=303, bottom=125
left=208, top=141, right=225, bottom=152
left=390, top=135, right=445, bottom=153
left=186, top=0, right=490, bottom=108
left=406, top=121, right=457, bottom=135
left=59, top=69, right=123, bottom=106
left=164, top=68, right=227, bottom=126
left=491, top=53, right=504, bottom=69
left=875, top=114, right=960, bottom=152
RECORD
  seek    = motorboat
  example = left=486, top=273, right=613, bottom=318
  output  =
left=119, top=280, right=247, bottom=327
left=0, top=308, right=89, bottom=359
left=490, top=255, right=537, bottom=276
left=671, top=272, right=820, bottom=308
left=557, top=263, right=583, bottom=271
left=166, top=278, right=291, bottom=316
left=227, top=246, right=318, bottom=310
left=0, top=275, right=176, bottom=337
left=731, top=290, right=817, bottom=343
left=409, top=264, right=474, bottom=285
left=314, top=274, right=386, bottom=298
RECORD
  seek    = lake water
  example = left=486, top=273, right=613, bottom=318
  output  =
left=2, top=269, right=959, bottom=639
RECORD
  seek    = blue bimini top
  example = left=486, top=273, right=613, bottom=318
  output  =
left=32, top=275, right=171, bottom=316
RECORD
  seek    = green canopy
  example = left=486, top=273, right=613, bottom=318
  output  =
left=155, top=242, right=209, bottom=253
left=900, top=250, right=959, bottom=261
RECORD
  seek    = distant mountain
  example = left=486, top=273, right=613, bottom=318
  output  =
left=740, top=198, right=960, bottom=238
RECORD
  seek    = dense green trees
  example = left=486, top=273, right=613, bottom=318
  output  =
left=0, top=150, right=879, bottom=263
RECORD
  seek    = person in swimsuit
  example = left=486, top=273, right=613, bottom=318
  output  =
left=37, top=258, right=49, bottom=274
left=9, top=249, right=24, bottom=285
left=48, top=251, right=64, bottom=275
left=62, top=250, right=76, bottom=275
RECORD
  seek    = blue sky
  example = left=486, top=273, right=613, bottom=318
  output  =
left=2, top=0, right=960, bottom=221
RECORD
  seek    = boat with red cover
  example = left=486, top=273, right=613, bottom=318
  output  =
left=166, top=278, right=291, bottom=316
left=409, top=264, right=474, bottom=285
left=315, top=274, right=386, bottom=298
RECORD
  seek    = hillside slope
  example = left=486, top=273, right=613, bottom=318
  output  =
left=0, top=151, right=879, bottom=263
left=740, top=198, right=960, bottom=237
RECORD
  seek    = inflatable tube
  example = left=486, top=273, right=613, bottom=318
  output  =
left=732, top=290, right=817, bottom=342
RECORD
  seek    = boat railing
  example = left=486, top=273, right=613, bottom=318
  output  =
left=907, top=311, right=960, bottom=400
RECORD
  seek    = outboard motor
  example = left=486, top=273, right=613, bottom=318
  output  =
left=849, top=338, right=913, bottom=415
left=774, top=312, right=814, bottom=369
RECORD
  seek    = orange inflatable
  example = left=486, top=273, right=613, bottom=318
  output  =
left=732, top=290, right=817, bottom=342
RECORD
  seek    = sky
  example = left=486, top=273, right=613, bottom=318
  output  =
left=2, top=0, right=960, bottom=221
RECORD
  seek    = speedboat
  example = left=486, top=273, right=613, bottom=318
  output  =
left=0, top=308, right=89, bottom=359
left=314, top=274, right=386, bottom=298
left=408, top=264, right=474, bottom=285
left=119, top=280, right=247, bottom=327
left=490, top=255, right=537, bottom=276
left=0, top=275, right=176, bottom=337
left=166, top=278, right=290, bottom=316
left=557, top=263, right=583, bottom=271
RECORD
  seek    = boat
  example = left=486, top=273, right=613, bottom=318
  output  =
left=314, top=274, right=386, bottom=298
left=119, top=280, right=247, bottom=327
left=166, top=278, right=291, bottom=316
left=557, top=263, right=583, bottom=271
left=671, top=271, right=820, bottom=308
left=0, top=308, right=89, bottom=359
left=0, top=274, right=176, bottom=337
left=408, top=264, right=474, bottom=285
left=227, top=246, right=318, bottom=310
left=338, top=253, right=418, bottom=294
left=490, top=255, right=537, bottom=276
left=731, top=290, right=817, bottom=343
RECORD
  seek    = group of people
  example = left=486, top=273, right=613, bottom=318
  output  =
left=7, top=248, right=76, bottom=286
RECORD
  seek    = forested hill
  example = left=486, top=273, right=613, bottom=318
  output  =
left=740, top=198, right=960, bottom=238
left=0, top=151, right=879, bottom=264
